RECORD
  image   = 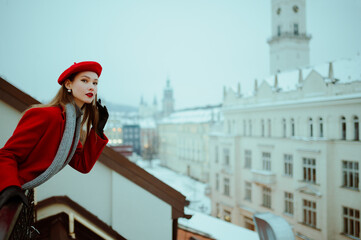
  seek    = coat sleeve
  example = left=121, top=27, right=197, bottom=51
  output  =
left=68, top=128, right=108, bottom=173
left=0, top=108, right=55, bottom=192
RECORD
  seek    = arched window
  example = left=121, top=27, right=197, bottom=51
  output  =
left=282, top=118, right=286, bottom=137
left=341, top=116, right=346, bottom=140
left=291, top=118, right=295, bottom=137
left=308, top=118, right=313, bottom=137
left=353, top=116, right=359, bottom=141
left=319, top=118, right=324, bottom=138
left=261, top=119, right=265, bottom=137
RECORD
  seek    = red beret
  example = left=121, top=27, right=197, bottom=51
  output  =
left=58, top=61, right=102, bottom=85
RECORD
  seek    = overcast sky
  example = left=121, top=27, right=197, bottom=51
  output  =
left=0, top=0, right=360, bottom=109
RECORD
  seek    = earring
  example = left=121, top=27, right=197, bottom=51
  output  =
left=67, top=89, right=72, bottom=93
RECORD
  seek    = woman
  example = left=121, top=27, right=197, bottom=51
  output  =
left=0, top=61, right=109, bottom=208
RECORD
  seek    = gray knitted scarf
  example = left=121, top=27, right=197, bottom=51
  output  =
left=22, top=103, right=82, bottom=190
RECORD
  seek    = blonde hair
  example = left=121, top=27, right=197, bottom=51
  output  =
left=32, top=76, right=99, bottom=144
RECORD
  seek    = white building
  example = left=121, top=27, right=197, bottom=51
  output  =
left=209, top=1, right=360, bottom=239
left=210, top=50, right=361, bottom=240
left=158, top=105, right=222, bottom=183
left=139, top=96, right=158, bottom=119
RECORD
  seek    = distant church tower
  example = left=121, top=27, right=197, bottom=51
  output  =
left=268, top=0, right=311, bottom=74
left=162, top=78, right=174, bottom=117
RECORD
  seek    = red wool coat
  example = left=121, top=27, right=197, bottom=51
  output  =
left=0, top=106, right=108, bottom=192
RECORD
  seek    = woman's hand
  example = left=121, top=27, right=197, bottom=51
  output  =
left=96, top=99, right=109, bottom=138
left=0, top=186, right=29, bottom=209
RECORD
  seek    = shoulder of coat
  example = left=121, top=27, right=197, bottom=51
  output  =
left=25, top=106, right=64, bottom=122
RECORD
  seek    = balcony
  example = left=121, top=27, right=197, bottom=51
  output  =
left=251, top=169, right=276, bottom=186
left=267, top=32, right=312, bottom=43
left=0, top=189, right=38, bottom=240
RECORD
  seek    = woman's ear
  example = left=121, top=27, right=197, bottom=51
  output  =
left=64, top=79, right=72, bottom=90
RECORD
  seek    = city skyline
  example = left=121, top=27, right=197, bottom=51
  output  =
left=0, top=0, right=360, bottom=109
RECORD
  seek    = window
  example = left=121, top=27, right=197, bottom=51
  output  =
left=224, top=210, right=231, bottom=222
left=227, top=120, right=231, bottom=134
left=261, top=119, right=265, bottom=137
left=319, top=117, right=324, bottom=137
left=249, top=120, right=252, bottom=136
left=224, top=178, right=230, bottom=196
left=308, top=118, right=313, bottom=137
left=243, top=120, right=246, bottom=136
left=245, top=182, right=252, bottom=201
left=277, top=25, right=281, bottom=36
left=291, top=118, right=295, bottom=137
left=216, top=203, right=220, bottom=218
left=284, top=192, right=294, bottom=215
left=343, top=206, right=360, bottom=238
left=268, top=119, right=272, bottom=137
left=341, top=116, right=346, bottom=140
left=223, top=149, right=230, bottom=166
left=303, top=200, right=317, bottom=228
left=293, top=5, right=299, bottom=13
left=303, top=157, right=316, bottom=184
left=284, top=154, right=293, bottom=177
left=354, top=116, right=359, bottom=141
left=245, top=150, right=252, bottom=168
left=262, top=187, right=272, bottom=209
left=294, top=23, right=299, bottom=35
left=282, top=118, right=286, bottom=137
left=215, top=146, right=219, bottom=163
left=342, top=160, right=359, bottom=190
left=262, top=152, right=271, bottom=171
left=244, top=216, right=255, bottom=231
left=216, top=173, right=219, bottom=191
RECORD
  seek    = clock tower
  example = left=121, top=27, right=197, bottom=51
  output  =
left=268, top=0, right=311, bottom=74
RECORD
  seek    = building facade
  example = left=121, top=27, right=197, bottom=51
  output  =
left=158, top=105, right=222, bottom=183
left=123, top=124, right=141, bottom=155
left=209, top=58, right=361, bottom=240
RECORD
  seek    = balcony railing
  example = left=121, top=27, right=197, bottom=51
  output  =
left=267, top=32, right=312, bottom=43
left=0, top=189, right=39, bottom=240
left=252, top=169, right=276, bottom=186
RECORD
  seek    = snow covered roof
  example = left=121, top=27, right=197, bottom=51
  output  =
left=136, top=159, right=259, bottom=240
left=160, top=106, right=222, bottom=124
left=240, top=54, right=361, bottom=97
left=179, top=209, right=259, bottom=240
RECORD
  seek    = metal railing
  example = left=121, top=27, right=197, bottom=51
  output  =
left=0, top=189, right=39, bottom=240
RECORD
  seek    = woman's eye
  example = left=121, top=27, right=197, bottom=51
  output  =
left=93, top=82, right=98, bottom=85
left=81, top=79, right=87, bottom=83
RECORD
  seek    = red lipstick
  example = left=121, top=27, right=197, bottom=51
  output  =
left=86, top=93, right=94, bottom=98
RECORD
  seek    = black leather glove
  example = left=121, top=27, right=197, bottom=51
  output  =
left=0, top=186, right=29, bottom=209
left=96, top=99, right=109, bottom=138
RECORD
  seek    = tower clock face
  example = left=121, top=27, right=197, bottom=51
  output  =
left=277, top=8, right=281, bottom=15
left=293, top=5, right=299, bottom=13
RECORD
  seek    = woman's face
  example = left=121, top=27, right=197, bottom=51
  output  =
left=65, top=71, right=98, bottom=108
